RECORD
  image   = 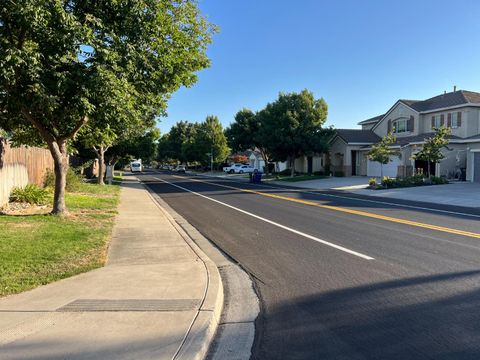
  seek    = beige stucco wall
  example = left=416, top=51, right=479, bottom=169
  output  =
left=293, top=155, right=323, bottom=173
left=330, top=138, right=347, bottom=170
left=374, top=102, right=418, bottom=138
left=437, top=144, right=467, bottom=178
left=0, top=164, right=29, bottom=207
left=419, top=107, right=476, bottom=138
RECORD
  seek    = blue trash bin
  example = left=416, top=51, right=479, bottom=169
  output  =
left=254, top=172, right=262, bottom=183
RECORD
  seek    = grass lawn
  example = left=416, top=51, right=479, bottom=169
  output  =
left=0, top=181, right=121, bottom=297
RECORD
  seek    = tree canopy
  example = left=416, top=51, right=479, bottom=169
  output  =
left=0, top=0, right=216, bottom=213
left=194, top=115, right=230, bottom=167
left=367, top=130, right=397, bottom=178
left=412, top=127, right=451, bottom=177
left=258, top=89, right=329, bottom=176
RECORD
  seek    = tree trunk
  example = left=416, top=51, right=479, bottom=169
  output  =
left=93, top=145, right=106, bottom=185
left=428, top=161, right=432, bottom=178
left=97, top=145, right=105, bottom=185
left=290, top=156, right=295, bottom=177
left=49, top=140, right=69, bottom=215
left=259, top=148, right=270, bottom=175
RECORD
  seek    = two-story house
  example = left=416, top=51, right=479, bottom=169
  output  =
left=329, top=89, right=480, bottom=182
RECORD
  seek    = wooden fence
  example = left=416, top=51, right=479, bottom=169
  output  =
left=0, top=139, right=54, bottom=206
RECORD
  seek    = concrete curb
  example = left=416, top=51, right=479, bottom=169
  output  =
left=142, top=177, right=259, bottom=360
left=140, top=185, right=224, bottom=360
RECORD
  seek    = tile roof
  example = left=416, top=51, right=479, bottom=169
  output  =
left=407, top=90, right=480, bottom=112
left=357, top=90, right=480, bottom=127
left=358, top=114, right=385, bottom=125
left=334, top=129, right=380, bottom=144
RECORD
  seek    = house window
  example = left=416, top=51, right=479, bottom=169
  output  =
left=432, top=115, right=442, bottom=128
left=393, top=119, right=407, bottom=133
left=451, top=112, right=459, bottom=128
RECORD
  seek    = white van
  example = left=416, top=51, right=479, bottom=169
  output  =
left=130, top=161, right=143, bottom=173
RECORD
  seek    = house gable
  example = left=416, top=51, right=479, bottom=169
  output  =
left=372, top=101, right=418, bottom=138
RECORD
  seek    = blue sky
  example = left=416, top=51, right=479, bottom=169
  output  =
left=158, top=0, right=480, bottom=134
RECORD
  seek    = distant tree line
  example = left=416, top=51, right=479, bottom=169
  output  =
left=158, top=89, right=333, bottom=176
left=157, top=115, right=230, bottom=169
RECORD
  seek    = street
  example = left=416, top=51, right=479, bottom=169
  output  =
left=140, top=171, right=480, bottom=360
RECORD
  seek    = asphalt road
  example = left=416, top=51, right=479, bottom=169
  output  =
left=139, top=171, right=480, bottom=360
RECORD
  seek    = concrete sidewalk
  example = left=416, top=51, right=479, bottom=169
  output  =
left=0, top=178, right=223, bottom=360
left=347, top=181, right=480, bottom=209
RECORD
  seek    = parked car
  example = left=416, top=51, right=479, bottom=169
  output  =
left=223, top=163, right=248, bottom=174
left=174, top=165, right=186, bottom=173
left=223, top=164, right=255, bottom=174
left=237, top=165, right=255, bottom=173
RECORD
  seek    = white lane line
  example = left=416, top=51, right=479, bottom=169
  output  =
left=194, top=175, right=480, bottom=219
left=154, top=176, right=375, bottom=261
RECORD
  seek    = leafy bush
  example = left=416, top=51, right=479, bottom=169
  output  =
left=369, top=178, right=377, bottom=186
left=43, top=168, right=83, bottom=191
left=313, top=171, right=325, bottom=176
left=431, top=175, right=448, bottom=185
left=10, top=184, right=49, bottom=205
left=381, top=176, right=395, bottom=187
left=374, top=173, right=447, bottom=190
left=334, top=171, right=344, bottom=177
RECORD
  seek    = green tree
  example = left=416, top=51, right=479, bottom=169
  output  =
left=195, top=116, right=230, bottom=169
left=0, top=1, right=216, bottom=214
left=161, top=121, right=199, bottom=164
left=106, top=128, right=160, bottom=169
left=367, top=130, right=396, bottom=179
left=226, top=108, right=274, bottom=174
left=258, top=90, right=329, bottom=177
left=412, top=127, right=451, bottom=178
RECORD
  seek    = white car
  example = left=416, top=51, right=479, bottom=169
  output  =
left=223, top=163, right=243, bottom=173
left=223, top=163, right=255, bottom=174
left=224, top=164, right=255, bottom=174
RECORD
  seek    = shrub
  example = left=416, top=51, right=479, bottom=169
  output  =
left=431, top=175, right=448, bottom=185
left=313, top=171, right=325, bottom=176
left=334, top=171, right=344, bottom=177
left=369, top=178, right=377, bottom=186
left=43, top=168, right=83, bottom=191
left=10, top=184, right=49, bottom=205
left=381, top=176, right=395, bottom=187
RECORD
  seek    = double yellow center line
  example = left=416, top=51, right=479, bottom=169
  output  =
left=174, top=175, right=480, bottom=239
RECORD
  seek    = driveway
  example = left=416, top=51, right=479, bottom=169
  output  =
left=270, top=176, right=370, bottom=190
left=349, top=181, right=480, bottom=209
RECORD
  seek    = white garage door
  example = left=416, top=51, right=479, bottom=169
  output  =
left=367, top=156, right=401, bottom=177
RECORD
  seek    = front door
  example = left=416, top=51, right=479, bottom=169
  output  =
left=351, top=151, right=357, bottom=176
left=474, top=153, right=480, bottom=182
left=307, top=156, right=313, bottom=174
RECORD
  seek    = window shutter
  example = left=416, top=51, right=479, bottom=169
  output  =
left=431, top=116, right=435, bottom=129
left=457, top=111, right=462, bottom=126
left=407, top=116, right=414, bottom=131
left=447, top=113, right=451, bottom=127
left=440, top=114, right=445, bottom=126
left=388, top=119, right=392, bottom=132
